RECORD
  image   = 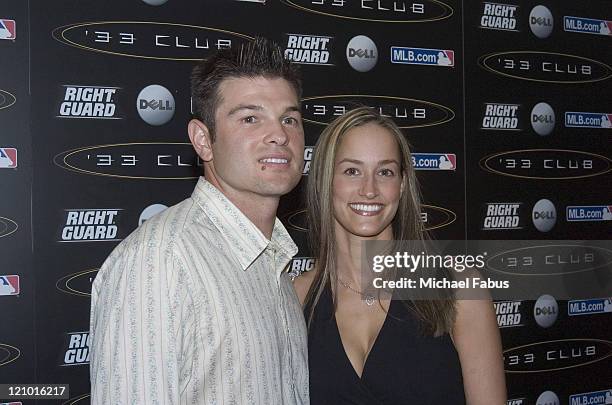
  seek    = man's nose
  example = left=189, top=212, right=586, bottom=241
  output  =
left=264, top=121, right=289, bottom=146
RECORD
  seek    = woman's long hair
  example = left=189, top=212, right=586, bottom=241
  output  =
left=305, top=106, right=455, bottom=336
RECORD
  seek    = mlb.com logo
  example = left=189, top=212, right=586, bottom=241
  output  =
left=569, top=389, right=612, bottom=405
left=564, top=16, right=612, bottom=36
left=0, top=19, right=16, bottom=40
left=566, top=205, right=612, bottom=222
left=565, top=112, right=612, bottom=129
left=0, top=275, right=20, bottom=296
left=391, top=46, right=454, bottom=67
left=568, top=298, right=612, bottom=316
left=0, top=148, right=17, bottom=168
left=412, top=153, right=456, bottom=170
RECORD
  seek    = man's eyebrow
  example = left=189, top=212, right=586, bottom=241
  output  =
left=227, top=104, right=263, bottom=116
left=285, top=105, right=301, bottom=114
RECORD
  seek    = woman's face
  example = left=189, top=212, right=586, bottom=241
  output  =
left=332, top=123, right=403, bottom=240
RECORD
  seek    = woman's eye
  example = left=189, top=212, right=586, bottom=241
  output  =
left=379, top=168, right=395, bottom=176
left=344, top=168, right=359, bottom=176
left=242, top=116, right=257, bottom=124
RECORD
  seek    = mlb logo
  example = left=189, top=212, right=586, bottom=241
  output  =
left=438, top=50, right=454, bottom=66
left=0, top=275, right=20, bottom=296
left=0, top=19, right=16, bottom=40
left=441, top=153, right=456, bottom=170
left=0, top=148, right=17, bottom=168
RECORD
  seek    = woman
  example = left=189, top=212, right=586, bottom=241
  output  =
left=294, top=107, right=506, bottom=404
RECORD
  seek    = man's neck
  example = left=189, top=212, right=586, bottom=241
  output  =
left=203, top=177, right=279, bottom=239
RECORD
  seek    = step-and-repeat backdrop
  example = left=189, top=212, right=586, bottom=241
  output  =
left=1, top=0, right=611, bottom=404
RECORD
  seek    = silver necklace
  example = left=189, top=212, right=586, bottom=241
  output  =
left=338, top=278, right=375, bottom=306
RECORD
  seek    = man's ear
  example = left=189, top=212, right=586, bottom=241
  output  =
left=188, top=119, right=213, bottom=162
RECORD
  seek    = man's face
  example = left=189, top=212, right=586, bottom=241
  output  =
left=201, top=76, right=304, bottom=201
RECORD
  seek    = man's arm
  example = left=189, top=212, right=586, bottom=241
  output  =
left=90, top=236, right=195, bottom=405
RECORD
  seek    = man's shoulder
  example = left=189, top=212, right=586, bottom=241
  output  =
left=98, top=196, right=218, bottom=274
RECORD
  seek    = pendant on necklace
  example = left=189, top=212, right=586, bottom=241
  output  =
left=365, top=295, right=375, bottom=306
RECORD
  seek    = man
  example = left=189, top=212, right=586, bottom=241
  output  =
left=90, top=38, right=308, bottom=404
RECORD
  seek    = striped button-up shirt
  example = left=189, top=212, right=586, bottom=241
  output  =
left=90, top=178, right=309, bottom=404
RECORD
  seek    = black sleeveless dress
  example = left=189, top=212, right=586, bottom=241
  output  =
left=307, top=285, right=465, bottom=404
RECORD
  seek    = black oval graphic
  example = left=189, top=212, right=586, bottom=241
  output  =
left=0, top=89, right=17, bottom=110
left=302, top=95, right=455, bottom=129
left=422, top=204, right=456, bottom=230
left=504, top=339, right=612, bottom=373
left=0, top=343, right=21, bottom=367
left=281, top=0, right=453, bottom=23
left=286, top=208, right=308, bottom=232
left=0, top=216, right=18, bottom=238
left=63, top=393, right=91, bottom=405
left=480, top=149, right=612, bottom=180
left=487, top=244, right=612, bottom=276
left=56, top=268, right=99, bottom=297
left=479, top=51, right=612, bottom=84
left=52, top=21, right=253, bottom=61
left=53, top=142, right=201, bottom=180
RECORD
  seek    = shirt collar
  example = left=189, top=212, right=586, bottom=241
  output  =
left=191, top=177, right=298, bottom=273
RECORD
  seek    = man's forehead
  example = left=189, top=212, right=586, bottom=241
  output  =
left=218, top=76, right=298, bottom=100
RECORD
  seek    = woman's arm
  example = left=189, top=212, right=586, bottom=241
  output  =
left=453, top=298, right=507, bottom=405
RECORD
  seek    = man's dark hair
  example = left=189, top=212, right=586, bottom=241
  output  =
left=191, top=37, right=302, bottom=142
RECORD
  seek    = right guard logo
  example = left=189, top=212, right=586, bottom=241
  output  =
left=59, top=209, right=123, bottom=242
left=61, top=332, right=90, bottom=366
left=480, top=3, right=518, bottom=31
left=285, top=34, right=333, bottom=65
left=303, top=146, right=313, bottom=175
left=532, top=199, right=556, bottom=232
left=494, top=300, right=523, bottom=328
left=568, top=298, right=612, bottom=316
left=534, top=294, right=558, bottom=328
left=569, top=389, right=612, bottom=405
left=482, top=103, right=520, bottom=130
left=58, top=85, right=121, bottom=119
left=482, top=203, right=523, bottom=230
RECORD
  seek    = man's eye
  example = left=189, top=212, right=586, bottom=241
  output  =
left=283, top=117, right=299, bottom=126
left=344, top=168, right=359, bottom=176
